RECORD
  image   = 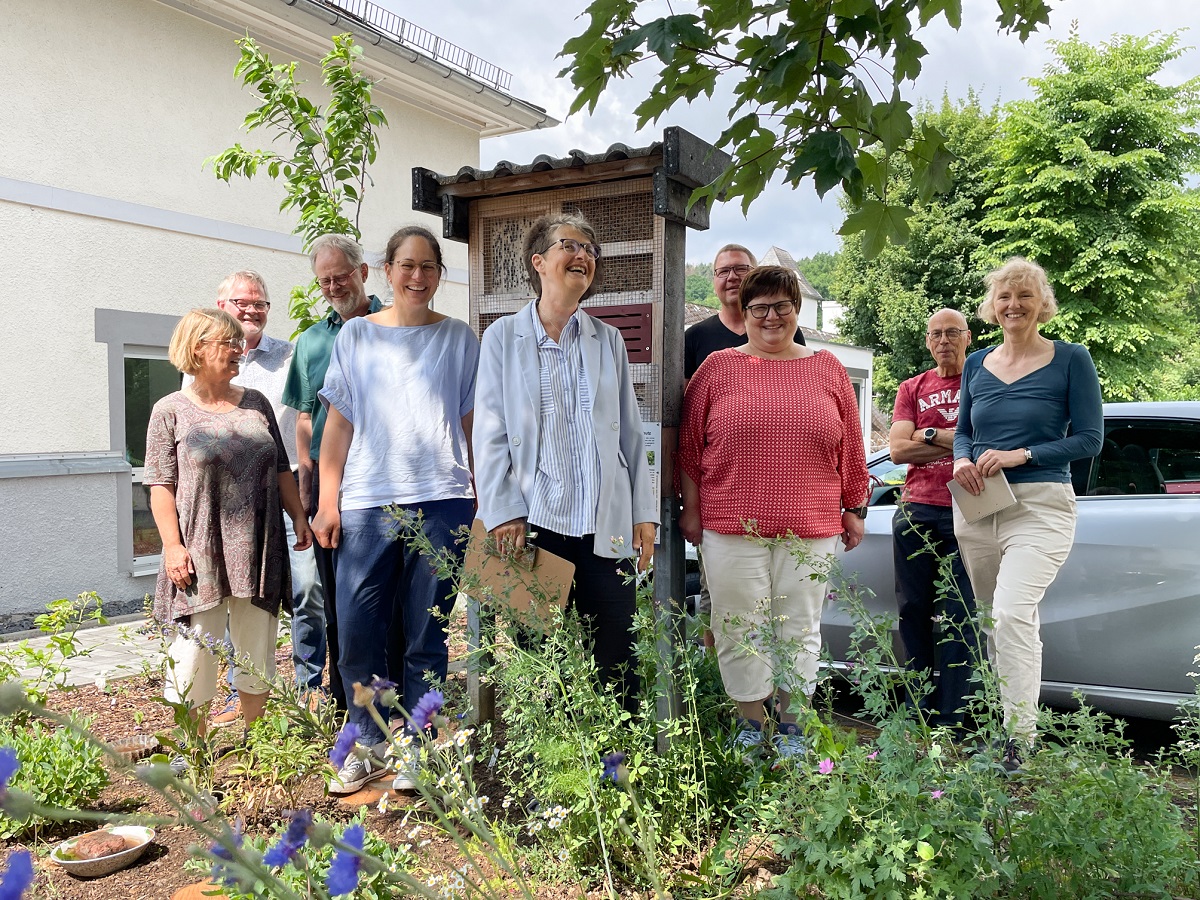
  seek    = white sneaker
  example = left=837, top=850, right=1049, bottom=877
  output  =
left=329, top=751, right=390, bottom=795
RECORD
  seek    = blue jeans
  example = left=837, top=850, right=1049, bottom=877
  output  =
left=287, top=512, right=327, bottom=692
left=336, top=499, right=473, bottom=748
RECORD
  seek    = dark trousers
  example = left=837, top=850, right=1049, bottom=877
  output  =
left=336, top=499, right=473, bottom=747
left=530, top=529, right=640, bottom=713
left=893, top=502, right=981, bottom=728
left=310, top=464, right=345, bottom=710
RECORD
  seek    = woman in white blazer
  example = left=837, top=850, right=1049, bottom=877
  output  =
left=473, top=212, right=659, bottom=711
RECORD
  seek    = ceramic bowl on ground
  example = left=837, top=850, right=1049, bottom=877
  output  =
left=51, top=825, right=155, bottom=877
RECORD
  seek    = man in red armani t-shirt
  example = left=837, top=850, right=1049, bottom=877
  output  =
left=889, top=308, right=980, bottom=735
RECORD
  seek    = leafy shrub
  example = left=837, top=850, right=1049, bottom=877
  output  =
left=0, top=716, right=109, bottom=838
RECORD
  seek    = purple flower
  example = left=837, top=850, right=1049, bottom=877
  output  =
left=818, top=758, right=834, bottom=775
left=327, top=824, right=366, bottom=897
left=369, top=675, right=397, bottom=693
left=0, top=748, right=19, bottom=815
left=866, top=750, right=878, bottom=761
left=330, top=723, right=361, bottom=769
left=930, top=789, right=944, bottom=799
left=601, top=752, right=627, bottom=784
left=410, top=690, right=444, bottom=731
left=209, top=824, right=244, bottom=888
left=262, top=809, right=314, bottom=868
left=0, top=748, right=18, bottom=793
left=0, top=850, right=33, bottom=900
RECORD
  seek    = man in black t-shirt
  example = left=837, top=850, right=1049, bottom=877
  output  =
left=683, top=244, right=806, bottom=382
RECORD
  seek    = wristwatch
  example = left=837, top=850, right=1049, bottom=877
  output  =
left=922, top=427, right=937, bottom=445
left=844, top=506, right=868, bottom=519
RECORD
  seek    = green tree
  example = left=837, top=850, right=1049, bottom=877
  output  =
left=206, top=34, right=387, bottom=334
left=982, top=31, right=1200, bottom=399
left=794, top=251, right=840, bottom=305
left=835, top=93, right=1001, bottom=407
left=685, top=271, right=717, bottom=307
left=561, top=1, right=1050, bottom=254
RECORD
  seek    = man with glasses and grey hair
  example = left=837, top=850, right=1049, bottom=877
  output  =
left=888, top=307, right=979, bottom=736
left=282, top=235, right=383, bottom=713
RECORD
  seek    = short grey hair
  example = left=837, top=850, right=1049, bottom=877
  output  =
left=216, top=270, right=269, bottom=304
left=713, top=243, right=757, bottom=267
left=309, top=234, right=365, bottom=271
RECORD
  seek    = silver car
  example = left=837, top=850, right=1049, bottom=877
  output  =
left=825, top=401, right=1200, bottom=721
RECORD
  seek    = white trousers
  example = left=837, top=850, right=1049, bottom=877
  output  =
left=954, top=481, right=1076, bottom=742
left=165, top=597, right=278, bottom=708
left=702, top=531, right=837, bottom=702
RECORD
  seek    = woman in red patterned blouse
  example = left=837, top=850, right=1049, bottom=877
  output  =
left=678, top=266, right=870, bottom=761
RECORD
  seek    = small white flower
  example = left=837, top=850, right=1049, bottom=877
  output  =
left=558, top=849, right=570, bottom=863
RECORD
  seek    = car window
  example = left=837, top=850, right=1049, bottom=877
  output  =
left=867, top=454, right=907, bottom=506
left=1085, top=420, right=1200, bottom=495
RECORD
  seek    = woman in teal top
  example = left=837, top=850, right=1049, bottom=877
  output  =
left=952, top=257, right=1102, bottom=772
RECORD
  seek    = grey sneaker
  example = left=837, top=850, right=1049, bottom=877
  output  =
left=329, top=750, right=390, bottom=795
left=391, top=755, right=420, bottom=792
left=771, top=724, right=808, bottom=763
left=728, top=719, right=765, bottom=762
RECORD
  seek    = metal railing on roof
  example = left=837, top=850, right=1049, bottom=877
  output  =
left=319, top=0, right=513, bottom=92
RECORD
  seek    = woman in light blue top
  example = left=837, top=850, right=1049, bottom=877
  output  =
left=313, top=225, right=479, bottom=794
left=952, top=257, right=1102, bottom=769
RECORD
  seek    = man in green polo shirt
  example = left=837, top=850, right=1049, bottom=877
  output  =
left=282, top=233, right=382, bottom=711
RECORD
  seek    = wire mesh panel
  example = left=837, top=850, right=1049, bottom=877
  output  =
left=469, top=179, right=666, bottom=422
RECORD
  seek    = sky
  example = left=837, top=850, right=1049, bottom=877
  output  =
left=379, top=1, right=1200, bottom=264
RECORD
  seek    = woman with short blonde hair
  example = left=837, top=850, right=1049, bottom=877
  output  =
left=952, top=257, right=1102, bottom=771
left=147, top=307, right=311, bottom=736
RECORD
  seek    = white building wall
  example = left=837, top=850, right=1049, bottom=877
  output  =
left=0, top=0, right=531, bottom=620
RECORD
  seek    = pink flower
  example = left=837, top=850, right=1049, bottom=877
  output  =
left=930, top=790, right=944, bottom=799
left=866, top=751, right=878, bottom=761
left=818, top=758, right=834, bottom=775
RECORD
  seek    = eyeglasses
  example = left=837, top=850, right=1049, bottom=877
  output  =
left=745, top=300, right=796, bottom=319
left=317, top=270, right=358, bottom=290
left=202, top=338, right=247, bottom=352
left=544, top=238, right=601, bottom=260
left=389, top=261, right=441, bottom=275
left=926, top=328, right=967, bottom=341
left=715, top=264, right=752, bottom=279
left=226, top=298, right=270, bottom=312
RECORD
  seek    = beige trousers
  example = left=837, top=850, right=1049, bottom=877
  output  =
left=954, top=481, right=1076, bottom=742
left=702, top=530, right=837, bottom=702
left=165, top=597, right=278, bottom=708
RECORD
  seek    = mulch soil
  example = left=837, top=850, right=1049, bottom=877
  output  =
left=7, top=621, right=1196, bottom=899
left=10, top=618, right=563, bottom=900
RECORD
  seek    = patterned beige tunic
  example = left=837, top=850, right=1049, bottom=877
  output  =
left=144, top=389, right=290, bottom=623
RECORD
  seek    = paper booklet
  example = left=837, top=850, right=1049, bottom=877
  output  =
left=947, top=470, right=1017, bottom=524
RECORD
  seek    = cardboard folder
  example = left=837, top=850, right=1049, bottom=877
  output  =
left=462, top=519, right=574, bottom=628
left=947, top=471, right=1017, bottom=524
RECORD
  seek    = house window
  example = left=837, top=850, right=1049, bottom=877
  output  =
left=124, top=353, right=181, bottom=562
left=95, top=308, right=181, bottom=575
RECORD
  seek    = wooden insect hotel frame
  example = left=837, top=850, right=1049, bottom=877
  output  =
left=414, top=126, right=731, bottom=727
